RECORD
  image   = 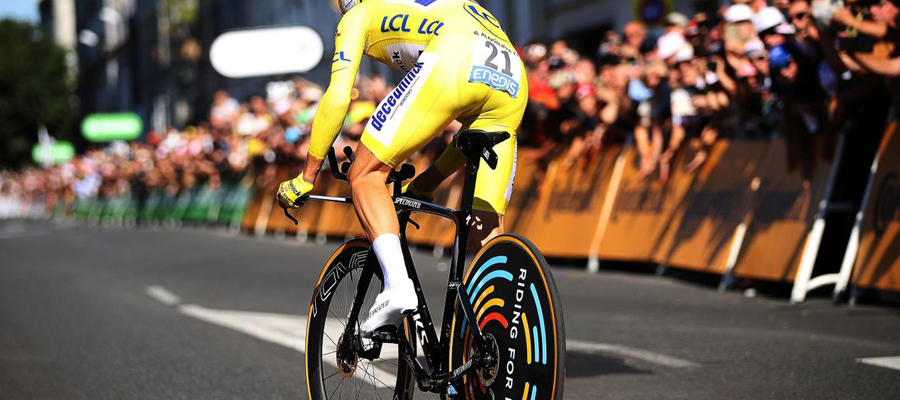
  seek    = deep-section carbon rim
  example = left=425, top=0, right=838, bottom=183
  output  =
left=305, top=239, right=415, bottom=400
left=449, top=234, right=566, bottom=400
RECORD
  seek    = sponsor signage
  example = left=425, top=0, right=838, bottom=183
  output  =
left=873, top=172, right=899, bottom=235
left=509, top=146, right=621, bottom=258
left=31, top=141, right=75, bottom=165
left=731, top=139, right=831, bottom=282
left=853, top=123, right=900, bottom=291
left=82, top=113, right=143, bottom=142
left=210, top=27, right=324, bottom=78
left=597, top=147, right=694, bottom=262
left=369, top=62, right=424, bottom=132
left=653, top=141, right=764, bottom=273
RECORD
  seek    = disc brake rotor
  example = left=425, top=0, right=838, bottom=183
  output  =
left=473, top=334, right=500, bottom=387
left=336, top=333, right=358, bottom=379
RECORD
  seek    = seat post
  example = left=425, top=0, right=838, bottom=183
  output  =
left=459, top=146, right=482, bottom=214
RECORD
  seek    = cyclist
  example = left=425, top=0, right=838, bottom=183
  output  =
left=277, top=0, right=527, bottom=335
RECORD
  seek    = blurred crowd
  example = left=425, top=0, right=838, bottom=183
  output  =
left=520, top=0, right=899, bottom=185
left=0, top=74, right=459, bottom=217
left=3, top=0, right=899, bottom=217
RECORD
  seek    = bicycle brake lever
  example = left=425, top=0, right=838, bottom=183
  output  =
left=277, top=197, right=300, bottom=226
left=343, top=146, right=355, bottom=162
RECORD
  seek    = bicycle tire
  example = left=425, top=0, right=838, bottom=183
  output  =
left=448, top=234, right=566, bottom=400
left=305, top=239, right=416, bottom=400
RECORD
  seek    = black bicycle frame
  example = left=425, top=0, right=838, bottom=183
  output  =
left=302, top=133, right=504, bottom=393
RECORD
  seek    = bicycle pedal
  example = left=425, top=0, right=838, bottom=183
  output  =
left=369, top=325, right=400, bottom=343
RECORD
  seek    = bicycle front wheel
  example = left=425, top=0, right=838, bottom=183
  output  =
left=449, top=234, right=566, bottom=399
left=305, top=239, right=415, bottom=400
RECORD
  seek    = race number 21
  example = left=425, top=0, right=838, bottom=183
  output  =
left=469, top=37, right=522, bottom=98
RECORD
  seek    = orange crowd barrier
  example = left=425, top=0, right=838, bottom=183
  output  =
left=595, top=146, right=695, bottom=263
left=508, top=146, right=622, bottom=258
left=238, top=134, right=899, bottom=296
left=653, top=140, right=767, bottom=274
left=241, top=172, right=280, bottom=234
left=852, top=123, right=900, bottom=291
left=730, top=139, right=832, bottom=282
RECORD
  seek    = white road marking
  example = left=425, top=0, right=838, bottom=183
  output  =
left=567, top=339, right=699, bottom=368
left=857, top=356, right=900, bottom=371
left=176, top=304, right=399, bottom=388
left=148, top=287, right=698, bottom=384
left=145, top=285, right=182, bottom=306
left=0, top=225, right=51, bottom=239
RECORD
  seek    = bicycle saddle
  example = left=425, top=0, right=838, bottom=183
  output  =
left=455, top=130, right=511, bottom=170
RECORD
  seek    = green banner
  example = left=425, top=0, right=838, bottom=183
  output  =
left=82, top=113, right=143, bottom=142
left=31, top=141, right=75, bottom=165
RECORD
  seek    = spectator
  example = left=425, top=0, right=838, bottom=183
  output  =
left=210, top=90, right=239, bottom=129
left=7, top=0, right=899, bottom=216
left=621, top=21, right=650, bottom=61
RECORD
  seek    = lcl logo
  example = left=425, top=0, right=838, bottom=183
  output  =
left=874, top=172, right=900, bottom=235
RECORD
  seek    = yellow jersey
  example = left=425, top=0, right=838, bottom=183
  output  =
left=308, top=0, right=520, bottom=160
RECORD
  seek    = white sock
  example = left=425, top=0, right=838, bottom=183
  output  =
left=372, top=234, right=410, bottom=291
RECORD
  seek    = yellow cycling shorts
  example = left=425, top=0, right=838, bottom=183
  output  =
left=360, top=33, right=528, bottom=215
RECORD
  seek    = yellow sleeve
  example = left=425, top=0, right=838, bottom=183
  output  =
left=308, top=7, right=368, bottom=160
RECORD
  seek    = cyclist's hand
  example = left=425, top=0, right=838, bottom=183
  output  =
left=277, top=173, right=314, bottom=209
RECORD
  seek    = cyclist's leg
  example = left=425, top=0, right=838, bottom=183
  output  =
left=346, top=148, right=396, bottom=243
left=468, top=126, right=516, bottom=250
left=350, top=41, right=480, bottom=332
left=350, top=48, right=467, bottom=244
left=409, top=88, right=528, bottom=250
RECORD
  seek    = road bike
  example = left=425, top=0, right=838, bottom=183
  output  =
left=282, top=130, right=565, bottom=399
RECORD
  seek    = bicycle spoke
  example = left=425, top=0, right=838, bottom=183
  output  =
left=329, top=309, right=347, bottom=329
left=354, top=367, right=365, bottom=399
left=328, top=375, right=344, bottom=399
left=323, top=332, right=337, bottom=348
left=342, top=273, right=353, bottom=317
left=365, top=361, right=379, bottom=399
left=376, top=357, right=398, bottom=367
left=311, top=245, right=413, bottom=400
left=323, top=370, right=340, bottom=382
left=370, top=369, right=392, bottom=389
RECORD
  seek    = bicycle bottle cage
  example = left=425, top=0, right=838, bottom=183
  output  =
left=454, top=130, right=511, bottom=170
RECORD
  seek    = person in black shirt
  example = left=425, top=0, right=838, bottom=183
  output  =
left=835, top=0, right=900, bottom=75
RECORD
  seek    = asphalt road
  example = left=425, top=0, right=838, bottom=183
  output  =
left=1, top=220, right=899, bottom=400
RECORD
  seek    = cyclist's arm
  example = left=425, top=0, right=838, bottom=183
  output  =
left=302, top=9, right=368, bottom=183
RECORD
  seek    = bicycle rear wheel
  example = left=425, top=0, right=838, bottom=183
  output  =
left=305, top=239, right=415, bottom=400
left=449, top=234, right=566, bottom=399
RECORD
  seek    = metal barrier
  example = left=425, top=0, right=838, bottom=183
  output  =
left=8, top=130, right=899, bottom=303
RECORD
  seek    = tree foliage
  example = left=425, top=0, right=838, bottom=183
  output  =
left=0, top=19, right=76, bottom=169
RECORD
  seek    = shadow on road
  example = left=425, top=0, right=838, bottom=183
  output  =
left=566, top=351, right=651, bottom=377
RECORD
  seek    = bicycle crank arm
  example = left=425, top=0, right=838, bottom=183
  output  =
left=417, top=358, right=478, bottom=394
